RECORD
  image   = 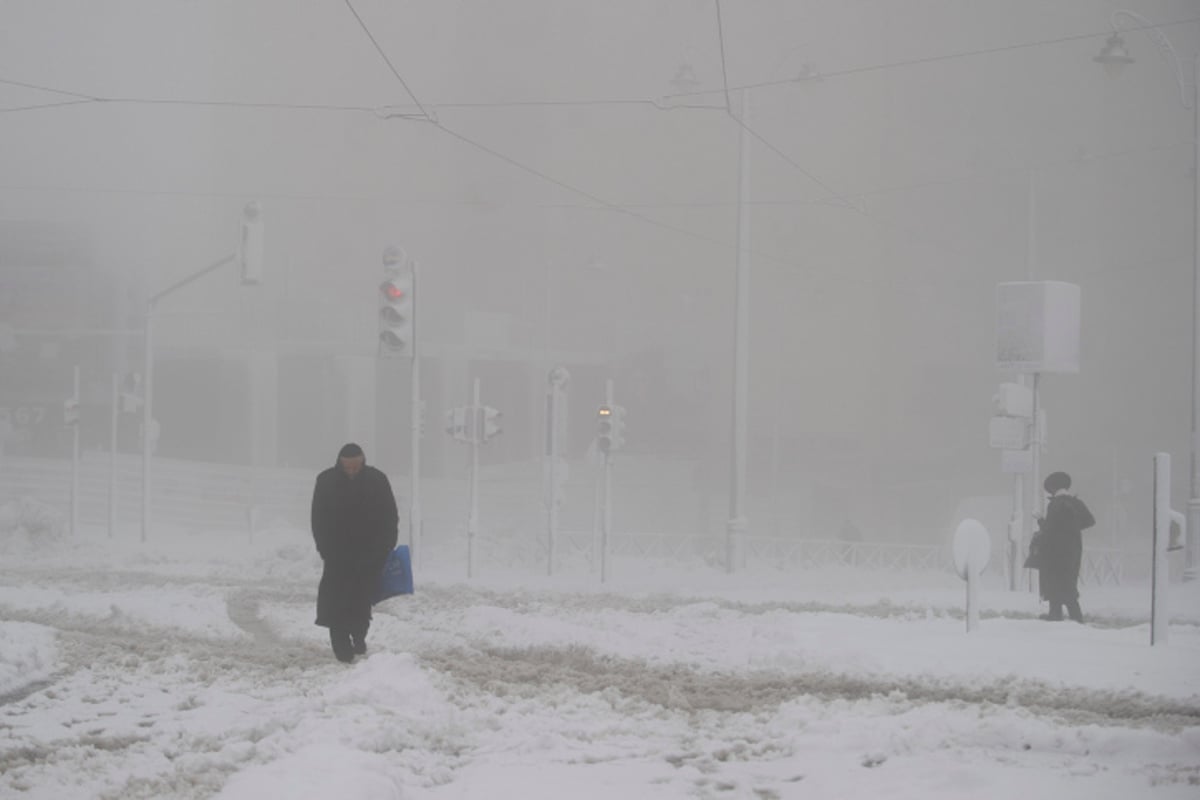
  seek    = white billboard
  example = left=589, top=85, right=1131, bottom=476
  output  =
left=995, top=281, right=1080, bottom=373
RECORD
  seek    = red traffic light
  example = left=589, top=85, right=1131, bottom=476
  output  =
left=381, top=282, right=406, bottom=300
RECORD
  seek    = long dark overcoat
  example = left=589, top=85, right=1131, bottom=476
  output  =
left=1038, top=493, right=1096, bottom=604
left=311, top=461, right=399, bottom=630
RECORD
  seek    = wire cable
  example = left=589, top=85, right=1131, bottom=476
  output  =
left=0, top=77, right=97, bottom=100
left=0, top=99, right=96, bottom=114
left=429, top=119, right=804, bottom=268
left=668, top=14, right=1200, bottom=99
left=713, top=0, right=734, bottom=114
left=341, top=0, right=434, bottom=122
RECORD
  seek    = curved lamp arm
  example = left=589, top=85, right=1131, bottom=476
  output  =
left=1110, top=8, right=1193, bottom=109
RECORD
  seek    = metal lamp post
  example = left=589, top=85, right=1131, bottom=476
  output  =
left=1094, top=10, right=1199, bottom=580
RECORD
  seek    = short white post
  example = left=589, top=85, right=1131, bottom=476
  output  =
left=1152, top=453, right=1186, bottom=646
left=953, top=518, right=991, bottom=633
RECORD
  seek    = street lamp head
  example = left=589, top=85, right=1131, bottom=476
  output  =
left=1094, top=32, right=1135, bottom=78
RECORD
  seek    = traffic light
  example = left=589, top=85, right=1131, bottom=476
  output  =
left=597, top=405, right=613, bottom=453
left=378, top=273, right=414, bottom=358
left=238, top=201, right=264, bottom=285
left=596, top=404, right=626, bottom=453
left=482, top=406, right=502, bottom=442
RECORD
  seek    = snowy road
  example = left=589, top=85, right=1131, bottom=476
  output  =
left=1, top=532, right=1199, bottom=799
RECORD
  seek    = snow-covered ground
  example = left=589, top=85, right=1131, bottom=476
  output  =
left=1, top=518, right=1198, bottom=799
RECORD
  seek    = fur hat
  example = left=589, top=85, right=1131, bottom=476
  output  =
left=1043, top=471, right=1071, bottom=494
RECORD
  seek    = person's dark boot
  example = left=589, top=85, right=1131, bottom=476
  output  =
left=329, top=628, right=355, bottom=663
left=350, top=622, right=369, bottom=656
left=1066, top=600, right=1084, bottom=623
left=1040, top=603, right=1064, bottom=621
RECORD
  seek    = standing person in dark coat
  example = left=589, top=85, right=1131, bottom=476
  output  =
left=311, top=443, right=398, bottom=662
left=1036, top=471, right=1096, bottom=623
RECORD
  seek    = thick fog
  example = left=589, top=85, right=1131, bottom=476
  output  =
left=2, top=0, right=1198, bottom=553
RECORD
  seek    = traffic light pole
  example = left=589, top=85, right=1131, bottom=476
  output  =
left=141, top=253, right=238, bottom=544
left=467, top=377, right=481, bottom=579
left=599, top=379, right=615, bottom=583
left=141, top=309, right=154, bottom=544
left=109, top=372, right=118, bottom=539
left=70, top=364, right=80, bottom=538
left=410, top=263, right=422, bottom=568
left=727, top=88, right=752, bottom=574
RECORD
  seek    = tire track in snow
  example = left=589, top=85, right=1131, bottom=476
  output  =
left=418, top=642, right=1200, bottom=732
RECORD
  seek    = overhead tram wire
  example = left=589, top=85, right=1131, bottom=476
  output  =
left=0, top=77, right=96, bottom=100
left=668, top=13, right=1200, bottom=101
left=338, top=0, right=807, bottom=269
left=4, top=14, right=1196, bottom=117
left=714, top=0, right=734, bottom=114
left=7, top=12, right=1194, bottom=265
left=341, top=0, right=433, bottom=123
left=0, top=99, right=96, bottom=114
left=710, top=0, right=854, bottom=210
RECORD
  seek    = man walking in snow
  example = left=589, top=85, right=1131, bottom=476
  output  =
left=311, top=443, right=398, bottom=662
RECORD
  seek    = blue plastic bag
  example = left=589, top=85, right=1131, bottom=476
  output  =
left=374, top=545, right=413, bottom=603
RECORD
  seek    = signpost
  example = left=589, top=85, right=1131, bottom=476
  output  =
left=994, top=281, right=1080, bottom=591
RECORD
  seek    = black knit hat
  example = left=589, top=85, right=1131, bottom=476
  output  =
left=337, top=442, right=364, bottom=459
left=1043, top=471, right=1071, bottom=494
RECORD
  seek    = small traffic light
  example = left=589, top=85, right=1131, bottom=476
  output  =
left=238, top=201, right=264, bottom=285
left=482, top=406, right=502, bottom=442
left=597, top=405, right=613, bottom=453
left=379, top=273, right=414, bottom=358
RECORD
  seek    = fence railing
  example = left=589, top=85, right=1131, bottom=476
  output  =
left=0, top=454, right=1136, bottom=585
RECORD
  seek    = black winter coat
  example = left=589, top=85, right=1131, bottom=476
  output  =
left=1037, top=492, right=1096, bottom=604
left=311, top=462, right=399, bottom=629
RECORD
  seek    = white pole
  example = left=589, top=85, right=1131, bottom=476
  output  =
left=727, top=87, right=752, bottom=574
left=141, top=310, right=153, bottom=543
left=547, top=390, right=558, bottom=578
left=601, top=379, right=614, bottom=583
left=109, top=372, right=118, bottom=538
left=467, top=377, right=480, bottom=579
left=965, top=567, right=980, bottom=633
left=70, top=364, right=80, bottom=538
left=1187, top=56, right=1200, bottom=583
left=1008, top=467, right=1024, bottom=590
left=1031, top=372, right=1043, bottom=517
left=410, top=263, right=422, bottom=569
left=592, top=462, right=602, bottom=575
left=1011, top=171, right=1037, bottom=590
left=1152, top=452, right=1171, bottom=645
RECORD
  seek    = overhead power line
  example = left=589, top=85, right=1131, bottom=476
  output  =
left=341, top=0, right=433, bottom=122
left=669, top=14, right=1200, bottom=99
left=714, top=0, right=734, bottom=114
left=336, top=0, right=807, bottom=267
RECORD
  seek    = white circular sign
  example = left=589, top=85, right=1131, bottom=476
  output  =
left=952, top=518, right=991, bottom=579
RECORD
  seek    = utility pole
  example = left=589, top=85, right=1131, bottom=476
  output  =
left=727, top=88, right=752, bottom=573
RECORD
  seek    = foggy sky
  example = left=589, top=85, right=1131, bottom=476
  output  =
left=2, top=0, right=1198, bottom=543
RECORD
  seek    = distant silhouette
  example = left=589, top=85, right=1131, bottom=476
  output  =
left=1034, top=471, right=1095, bottom=623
